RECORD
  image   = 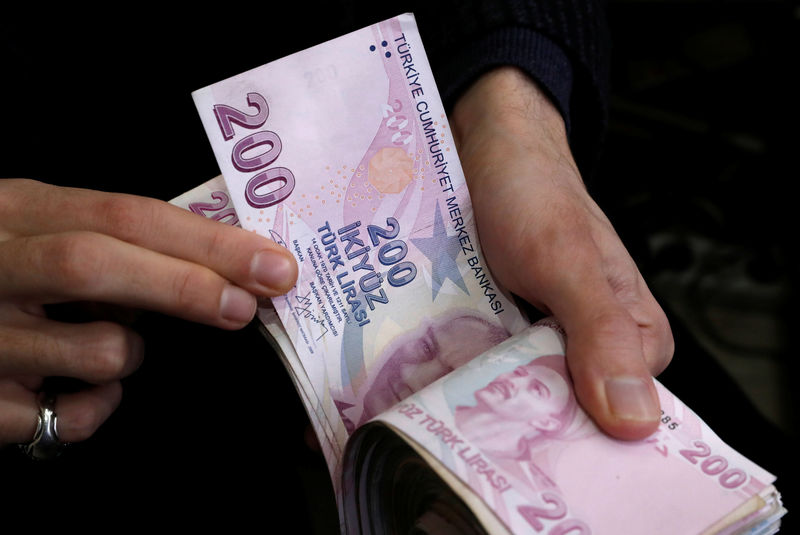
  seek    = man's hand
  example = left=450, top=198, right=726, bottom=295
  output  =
left=452, top=67, right=674, bottom=440
left=0, top=179, right=298, bottom=446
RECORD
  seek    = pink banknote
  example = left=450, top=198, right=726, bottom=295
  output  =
left=373, top=321, right=783, bottom=534
left=192, top=13, right=529, bottom=464
left=185, top=12, right=784, bottom=534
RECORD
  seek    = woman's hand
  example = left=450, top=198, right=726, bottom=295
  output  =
left=0, top=179, right=297, bottom=446
left=452, top=67, right=674, bottom=440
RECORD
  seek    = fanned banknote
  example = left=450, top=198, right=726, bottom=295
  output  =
left=191, top=12, right=530, bottom=492
left=347, top=320, right=786, bottom=534
left=178, top=12, right=786, bottom=534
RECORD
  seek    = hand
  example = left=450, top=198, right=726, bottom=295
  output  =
left=452, top=67, right=674, bottom=440
left=0, top=179, right=298, bottom=447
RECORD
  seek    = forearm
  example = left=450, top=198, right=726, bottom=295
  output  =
left=411, top=0, right=610, bottom=176
left=452, top=66, right=583, bottom=193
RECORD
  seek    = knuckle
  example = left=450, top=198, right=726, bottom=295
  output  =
left=45, top=233, right=106, bottom=292
left=590, top=308, right=638, bottom=342
left=64, top=403, right=102, bottom=442
left=652, top=314, right=675, bottom=375
left=205, top=226, right=230, bottom=263
left=81, top=324, right=131, bottom=382
left=633, top=299, right=675, bottom=376
left=28, top=330, right=65, bottom=372
left=608, top=272, right=641, bottom=304
left=171, top=266, right=217, bottom=315
left=96, top=194, right=153, bottom=244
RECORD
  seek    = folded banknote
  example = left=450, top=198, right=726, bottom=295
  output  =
left=175, top=12, right=786, bottom=534
left=345, top=321, right=785, bottom=535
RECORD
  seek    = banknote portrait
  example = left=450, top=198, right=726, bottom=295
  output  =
left=336, top=309, right=510, bottom=430
left=453, top=354, right=581, bottom=460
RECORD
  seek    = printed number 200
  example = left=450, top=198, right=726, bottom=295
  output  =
left=517, top=492, right=591, bottom=534
left=679, top=440, right=749, bottom=489
left=213, top=92, right=295, bottom=209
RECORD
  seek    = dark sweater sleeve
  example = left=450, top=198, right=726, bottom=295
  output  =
left=407, top=0, right=611, bottom=178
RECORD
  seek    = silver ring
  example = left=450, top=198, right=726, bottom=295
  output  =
left=21, top=392, right=63, bottom=461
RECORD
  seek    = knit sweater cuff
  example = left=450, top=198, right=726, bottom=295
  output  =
left=436, top=26, right=575, bottom=135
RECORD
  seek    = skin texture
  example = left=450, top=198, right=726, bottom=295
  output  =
left=0, top=179, right=298, bottom=445
left=452, top=67, right=674, bottom=440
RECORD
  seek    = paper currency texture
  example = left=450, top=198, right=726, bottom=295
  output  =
left=192, top=13, right=530, bottom=455
left=360, top=322, right=783, bottom=535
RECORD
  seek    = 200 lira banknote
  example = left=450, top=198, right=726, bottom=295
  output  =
left=350, top=320, right=785, bottom=534
left=191, top=13, right=529, bottom=476
left=178, top=12, right=786, bottom=534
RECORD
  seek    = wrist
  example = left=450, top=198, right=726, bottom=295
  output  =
left=452, top=66, right=583, bottom=191
left=453, top=67, right=564, bottom=135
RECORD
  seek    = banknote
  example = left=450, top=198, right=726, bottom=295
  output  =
left=172, top=179, right=786, bottom=534
left=192, top=13, right=530, bottom=464
left=352, top=320, right=785, bottom=534
left=182, top=12, right=785, bottom=534
left=170, top=177, right=344, bottom=472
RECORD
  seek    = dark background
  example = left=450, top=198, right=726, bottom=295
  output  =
left=601, top=0, right=798, bottom=464
left=599, top=2, right=798, bottom=531
left=1, top=1, right=796, bottom=532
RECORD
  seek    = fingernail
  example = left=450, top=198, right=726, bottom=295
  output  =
left=251, top=250, right=295, bottom=291
left=220, top=285, right=256, bottom=324
left=605, top=377, right=659, bottom=421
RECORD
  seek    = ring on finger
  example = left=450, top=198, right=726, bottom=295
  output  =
left=20, top=392, right=64, bottom=461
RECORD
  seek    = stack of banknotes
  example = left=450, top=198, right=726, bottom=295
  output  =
left=171, top=13, right=786, bottom=534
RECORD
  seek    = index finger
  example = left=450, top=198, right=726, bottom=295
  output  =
left=0, top=179, right=297, bottom=296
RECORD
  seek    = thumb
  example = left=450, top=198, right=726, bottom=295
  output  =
left=553, top=282, right=662, bottom=440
